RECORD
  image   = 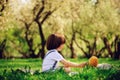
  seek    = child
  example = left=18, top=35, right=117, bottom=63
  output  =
left=42, top=33, right=87, bottom=72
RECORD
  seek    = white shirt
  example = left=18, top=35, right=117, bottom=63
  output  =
left=42, top=49, right=64, bottom=72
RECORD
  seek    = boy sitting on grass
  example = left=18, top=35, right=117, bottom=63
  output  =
left=42, top=33, right=87, bottom=72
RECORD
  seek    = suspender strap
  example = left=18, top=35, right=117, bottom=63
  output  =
left=52, top=61, right=57, bottom=69
left=45, top=50, right=58, bottom=70
left=45, top=50, right=55, bottom=58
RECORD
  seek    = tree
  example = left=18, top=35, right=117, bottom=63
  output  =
left=0, top=39, right=7, bottom=58
left=102, top=34, right=120, bottom=59
left=0, top=0, right=9, bottom=58
left=65, top=22, right=77, bottom=58
left=64, top=0, right=120, bottom=58
left=0, top=0, right=9, bottom=30
left=10, top=0, right=65, bottom=59
left=0, top=0, right=8, bottom=16
left=0, top=0, right=120, bottom=59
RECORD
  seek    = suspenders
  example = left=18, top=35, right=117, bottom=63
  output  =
left=44, top=50, right=58, bottom=70
left=52, top=61, right=57, bottom=69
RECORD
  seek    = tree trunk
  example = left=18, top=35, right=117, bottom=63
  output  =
left=36, top=21, right=46, bottom=59
left=114, top=42, right=120, bottom=59
left=70, top=29, right=77, bottom=58
left=91, top=36, right=97, bottom=56
left=70, top=42, right=76, bottom=58
left=74, top=39, right=90, bottom=58
left=0, top=39, right=6, bottom=58
left=24, top=23, right=38, bottom=58
left=102, top=36, right=113, bottom=57
left=114, top=35, right=120, bottom=59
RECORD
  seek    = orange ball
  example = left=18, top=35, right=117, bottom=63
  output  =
left=89, top=56, right=98, bottom=67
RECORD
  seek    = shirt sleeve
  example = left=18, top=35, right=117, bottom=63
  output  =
left=51, top=52, right=64, bottom=61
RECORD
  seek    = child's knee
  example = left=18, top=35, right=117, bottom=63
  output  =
left=64, top=67, right=71, bottom=73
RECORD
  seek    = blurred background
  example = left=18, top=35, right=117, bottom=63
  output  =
left=0, top=0, right=120, bottom=59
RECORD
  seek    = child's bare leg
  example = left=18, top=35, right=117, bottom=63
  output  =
left=64, top=66, right=71, bottom=73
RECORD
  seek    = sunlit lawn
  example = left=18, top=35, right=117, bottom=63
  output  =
left=0, top=58, right=120, bottom=80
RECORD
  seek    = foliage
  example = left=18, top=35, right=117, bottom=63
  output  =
left=0, top=0, right=120, bottom=58
left=63, top=0, right=120, bottom=58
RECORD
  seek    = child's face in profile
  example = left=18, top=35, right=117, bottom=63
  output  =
left=57, top=44, right=64, bottom=51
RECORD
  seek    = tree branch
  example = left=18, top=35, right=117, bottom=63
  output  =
left=34, top=0, right=45, bottom=21
left=74, top=39, right=89, bottom=58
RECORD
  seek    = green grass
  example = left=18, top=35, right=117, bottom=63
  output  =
left=0, top=58, right=120, bottom=80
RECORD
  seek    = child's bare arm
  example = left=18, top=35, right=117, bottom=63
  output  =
left=60, top=59, right=87, bottom=68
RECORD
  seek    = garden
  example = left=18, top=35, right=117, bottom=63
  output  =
left=0, top=0, right=120, bottom=80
